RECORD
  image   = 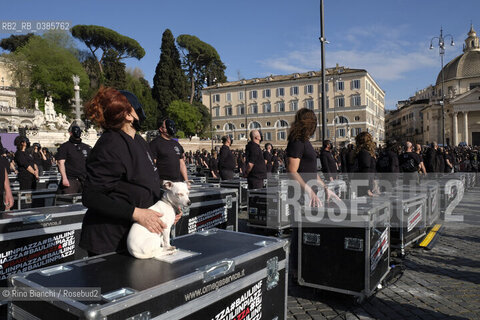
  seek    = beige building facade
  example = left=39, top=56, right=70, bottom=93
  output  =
left=202, top=65, right=385, bottom=148
left=386, top=25, right=480, bottom=146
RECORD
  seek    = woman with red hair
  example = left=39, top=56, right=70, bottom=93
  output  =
left=79, top=87, right=179, bottom=256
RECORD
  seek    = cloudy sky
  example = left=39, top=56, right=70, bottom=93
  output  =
left=1, top=0, right=479, bottom=109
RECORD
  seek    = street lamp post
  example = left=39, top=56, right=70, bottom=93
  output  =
left=319, top=0, right=328, bottom=142
left=430, top=27, right=454, bottom=147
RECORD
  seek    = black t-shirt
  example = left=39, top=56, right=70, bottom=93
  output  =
left=80, top=130, right=161, bottom=254
left=56, top=139, right=91, bottom=180
left=272, top=155, right=280, bottom=173
left=319, top=149, right=337, bottom=176
left=286, top=139, right=317, bottom=173
left=399, top=152, right=421, bottom=172
left=245, top=141, right=267, bottom=180
left=14, top=150, right=35, bottom=176
left=209, top=157, right=219, bottom=175
left=218, top=145, right=235, bottom=171
left=356, top=149, right=376, bottom=173
left=149, top=136, right=184, bottom=182
left=263, top=150, right=273, bottom=172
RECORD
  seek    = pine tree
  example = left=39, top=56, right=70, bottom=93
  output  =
left=152, top=29, right=188, bottom=124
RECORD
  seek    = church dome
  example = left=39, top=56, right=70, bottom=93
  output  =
left=436, top=24, right=480, bottom=85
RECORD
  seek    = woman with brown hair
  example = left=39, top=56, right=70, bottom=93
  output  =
left=286, top=108, right=337, bottom=207
left=79, top=87, right=180, bottom=256
left=354, top=131, right=377, bottom=196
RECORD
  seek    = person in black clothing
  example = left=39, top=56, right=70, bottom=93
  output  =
left=149, top=119, right=188, bottom=183
left=42, top=147, right=53, bottom=171
left=31, top=143, right=47, bottom=176
left=245, top=130, right=267, bottom=189
left=319, top=140, right=337, bottom=181
left=424, top=142, right=438, bottom=173
left=345, top=144, right=356, bottom=173
left=444, top=149, right=454, bottom=173
left=263, top=143, right=273, bottom=175
left=399, top=141, right=425, bottom=174
left=209, top=150, right=219, bottom=178
left=286, top=108, right=338, bottom=206
left=376, top=140, right=400, bottom=173
left=218, top=135, right=235, bottom=180
left=354, top=132, right=378, bottom=197
left=56, top=125, right=91, bottom=194
left=436, top=147, right=446, bottom=173
left=14, top=136, right=38, bottom=190
left=80, top=87, right=181, bottom=256
left=272, top=149, right=281, bottom=174
left=237, top=152, right=246, bottom=177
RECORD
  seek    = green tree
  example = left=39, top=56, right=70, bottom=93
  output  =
left=176, top=34, right=227, bottom=103
left=12, top=36, right=89, bottom=114
left=71, top=25, right=145, bottom=75
left=125, top=70, right=157, bottom=131
left=0, top=33, right=36, bottom=52
left=102, top=49, right=126, bottom=89
left=166, top=100, right=202, bottom=137
left=152, top=29, right=188, bottom=121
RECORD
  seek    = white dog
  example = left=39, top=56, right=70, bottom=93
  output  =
left=127, top=181, right=191, bottom=259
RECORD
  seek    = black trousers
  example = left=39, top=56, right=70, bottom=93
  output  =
left=18, top=172, right=36, bottom=190
left=56, top=178, right=83, bottom=194
left=247, top=178, right=264, bottom=189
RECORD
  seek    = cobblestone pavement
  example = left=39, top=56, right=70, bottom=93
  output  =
left=240, top=186, right=480, bottom=320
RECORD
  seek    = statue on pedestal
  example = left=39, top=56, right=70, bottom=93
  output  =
left=44, top=96, right=56, bottom=122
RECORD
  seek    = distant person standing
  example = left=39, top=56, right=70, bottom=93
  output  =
left=319, top=140, right=337, bottom=181
left=149, top=119, right=188, bottom=183
left=218, top=135, right=235, bottom=180
left=14, top=136, right=38, bottom=190
left=209, top=150, right=219, bottom=179
left=263, top=143, right=274, bottom=175
left=56, top=125, right=92, bottom=194
left=245, top=130, right=267, bottom=189
left=424, top=142, right=438, bottom=173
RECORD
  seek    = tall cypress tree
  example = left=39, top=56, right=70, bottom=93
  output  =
left=152, top=29, right=188, bottom=124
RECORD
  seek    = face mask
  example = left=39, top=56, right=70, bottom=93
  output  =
left=132, top=117, right=142, bottom=131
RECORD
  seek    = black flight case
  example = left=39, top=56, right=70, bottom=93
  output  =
left=297, top=198, right=391, bottom=302
left=220, top=179, right=249, bottom=209
left=173, top=188, right=238, bottom=237
left=8, top=229, right=288, bottom=320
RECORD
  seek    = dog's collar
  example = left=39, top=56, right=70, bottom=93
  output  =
left=162, top=196, right=182, bottom=215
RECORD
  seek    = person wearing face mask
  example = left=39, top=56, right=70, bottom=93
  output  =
left=218, top=135, right=235, bottom=180
left=149, top=118, right=188, bottom=184
left=80, top=87, right=181, bottom=256
left=56, top=124, right=91, bottom=194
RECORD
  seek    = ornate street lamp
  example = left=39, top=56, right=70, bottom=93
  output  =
left=430, top=27, right=454, bottom=146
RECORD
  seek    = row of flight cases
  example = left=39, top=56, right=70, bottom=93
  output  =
left=246, top=172, right=470, bottom=301
left=2, top=171, right=473, bottom=318
left=3, top=181, right=291, bottom=320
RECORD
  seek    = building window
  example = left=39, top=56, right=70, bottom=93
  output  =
left=241, top=123, right=245, bottom=128
left=249, top=121, right=261, bottom=129
left=291, top=86, right=299, bottom=96
left=337, top=128, right=345, bottom=137
left=250, top=104, right=258, bottom=114
left=213, top=107, right=220, bottom=117
left=277, top=101, right=285, bottom=112
left=277, top=131, right=286, bottom=140
left=216, top=125, right=220, bottom=129
left=276, top=120, right=288, bottom=128
left=266, top=121, right=271, bottom=126
left=291, top=100, right=298, bottom=111
left=213, top=94, right=220, bottom=103
left=238, top=91, right=244, bottom=100
left=238, top=133, right=245, bottom=140
left=305, top=99, right=314, bottom=109
left=325, top=83, right=329, bottom=92
left=226, top=92, right=232, bottom=102
left=354, top=116, right=360, bottom=121
left=225, top=106, right=232, bottom=116
left=225, top=123, right=235, bottom=131
left=336, top=116, right=348, bottom=124
left=237, top=104, right=245, bottom=115
left=263, top=103, right=271, bottom=113
left=352, top=80, right=361, bottom=89
left=276, top=87, right=285, bottom=97
left=336, top=81, right=344, bottom=91
left=351, top=95, right=361, bottom=106
left=264, top=132, right=272, bottom=141
left=263, top=89, right=271, bottom=98
left=355, top=128, right=362, bottom=136
left=249, top=90, right=257, bottom=99
left=335, top=96, right=345, bottom=107
left=305, top=84, right=314, bottom=94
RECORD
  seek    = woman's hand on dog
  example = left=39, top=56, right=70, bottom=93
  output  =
left=132, top=208, right=166, bottom=234
left=174, top=207, right=183, bottom=224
